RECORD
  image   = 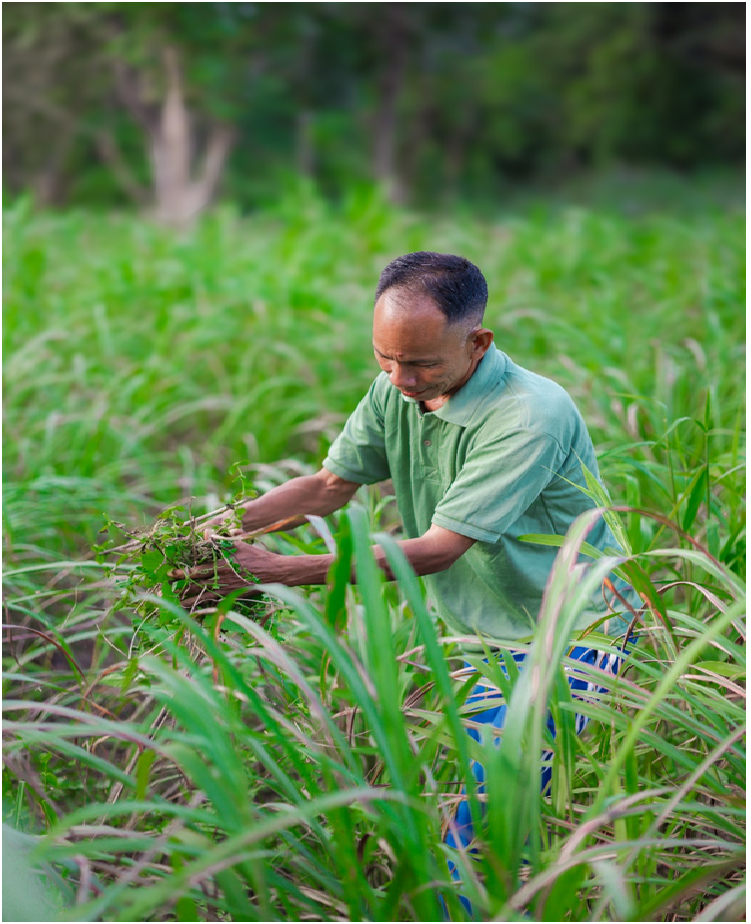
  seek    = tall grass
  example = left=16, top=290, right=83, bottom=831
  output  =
left=3, top=181, right=745, bottom=920
left=3, top=508, right=745, bottom=920
left=3, top=187, right=744, bottom=561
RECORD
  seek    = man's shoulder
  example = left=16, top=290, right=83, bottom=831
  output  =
left=480, top=358, right=582, bottom=439
left=504, top=360, right=576, bottom=409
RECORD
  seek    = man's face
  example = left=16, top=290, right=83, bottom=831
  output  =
left=372, top=288, right=491, bottom=403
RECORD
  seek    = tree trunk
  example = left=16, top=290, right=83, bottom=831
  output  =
left=149, top=46, right=192, bottom=224
left=31, top=128, right=74, bottom=206
left=148, top=46, right=234, bottom=226
left=110, top=45, right=234, bottom=226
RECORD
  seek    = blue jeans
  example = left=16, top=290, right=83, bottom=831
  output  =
left=443, top=642, right=628, bottom=915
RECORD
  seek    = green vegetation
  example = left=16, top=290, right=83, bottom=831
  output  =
left=4, top=4, right=744, bottom=215
left=2, top=182, right=745, bottom=921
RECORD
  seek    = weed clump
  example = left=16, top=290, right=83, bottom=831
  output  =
left=95, top=500, right=265, bottom=650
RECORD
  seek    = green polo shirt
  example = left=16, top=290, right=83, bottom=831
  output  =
left=323, top=344, right=629, bottom=646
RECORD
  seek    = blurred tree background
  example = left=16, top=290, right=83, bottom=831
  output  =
left=3, top=1, right=744, bottom=221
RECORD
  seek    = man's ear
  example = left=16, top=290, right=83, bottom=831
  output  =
left=470, top=328, right=494, bottom=357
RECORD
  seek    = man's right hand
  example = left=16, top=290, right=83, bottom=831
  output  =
left=200, top=505, right=247, bottom=537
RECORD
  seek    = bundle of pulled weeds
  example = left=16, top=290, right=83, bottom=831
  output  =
left=95, top=503, right=268, bottom=626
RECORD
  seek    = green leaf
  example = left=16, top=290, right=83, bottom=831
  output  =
left=157, top=504, right=186, bottom=520
left=693, top=661, right=745, bottom=679
left=540, top=864, right=586, bottom=921
left=136, top=749, right=156, bottom=801
left=518, top=533, right=606, bottom=560
left=140, top=549, right=164, bottom=575
left=682, top=466, right=708, bottom=533
left=217, top=588, right=249, bottom=616
left=175, top=896, right=199, bottom=922
left=707, top=520, right=720, bottom=560
left=119, top=656, right=147, bottom=693
left=325, top=514, right=352, bottom=632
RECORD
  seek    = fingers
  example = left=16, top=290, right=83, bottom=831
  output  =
left=179, top=586, right=219, bottom=610
left=200, top=507, right=245, bottom=535
left=165, top=559, right=260, bottom=608
left=179, top=583, right=262, bottom=611
left=166, top=557, right=232, bottom=581
left=167, top=565, right=199, bottom=581
left=163, top=534, right=263, bottom=612
left=202, top=526, right=244, bottom=543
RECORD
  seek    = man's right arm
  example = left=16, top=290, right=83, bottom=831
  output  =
left=208, top=377, right=388, bottom=536
left=209, top=468, right=361, bottom=535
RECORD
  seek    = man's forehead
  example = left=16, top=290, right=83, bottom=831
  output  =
left=373, top=290, right=450, bottom=336
left=372, top=341, right=443, bottom=362
left=376, top=287, right=440, bottom=316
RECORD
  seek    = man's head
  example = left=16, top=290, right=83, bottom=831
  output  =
left=372, top=252, right=493, bottom=404
left=375, top=251, right=488, bottom=328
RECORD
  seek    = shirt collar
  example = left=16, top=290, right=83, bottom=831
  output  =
left=399, top=342, right=507, bottom=426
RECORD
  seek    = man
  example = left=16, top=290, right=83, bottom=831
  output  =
left=193, top=252, right=630, bottom=891
left=196, top=252, right=628, bottom=645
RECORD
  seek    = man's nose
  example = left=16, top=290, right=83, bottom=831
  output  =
left=390, top=364, right=417, bottom=388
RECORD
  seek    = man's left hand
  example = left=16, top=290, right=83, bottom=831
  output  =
left=171, top=540, right=287, bottom=609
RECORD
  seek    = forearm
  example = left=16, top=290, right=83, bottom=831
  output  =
left=268, top=531, right=470, bottom=587
left=381, top=535, right=465, bottom=577
left=237, top=470, right=358, bottom=533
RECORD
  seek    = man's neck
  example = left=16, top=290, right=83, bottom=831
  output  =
left=421, top=352, right=486, bottom=413
left=421, top=396, right=446, bottom=413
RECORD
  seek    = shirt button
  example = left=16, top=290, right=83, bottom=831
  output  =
left=424, top=439, right=431, bottom=446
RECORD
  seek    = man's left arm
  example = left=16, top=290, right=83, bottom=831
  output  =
left=376, top=525, right=476, bottom=578
left=182, top=525, right=474, bottom=599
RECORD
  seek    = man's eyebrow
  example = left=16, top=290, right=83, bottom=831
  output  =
left=372, top=345, right=440, bottom=363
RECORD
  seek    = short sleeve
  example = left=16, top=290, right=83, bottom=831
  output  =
left=322, top=376, right=391, bottom=485
left=432, top=427, right=565, bottom=542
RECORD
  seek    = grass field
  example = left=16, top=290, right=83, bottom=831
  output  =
left=2, top=179, right=746, bottom=921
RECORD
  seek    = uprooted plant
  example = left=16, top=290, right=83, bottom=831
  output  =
left=93, top=469, right=275, bottom=651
